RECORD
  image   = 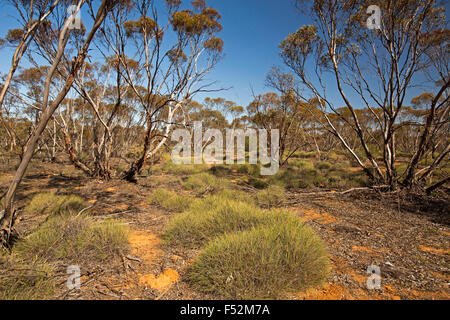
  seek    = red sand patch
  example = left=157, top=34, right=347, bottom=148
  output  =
left=291, top=208, right=337, bottom=224
left=138, top=268, right=179, bottom=290
left=419, top=245, right=449, bottom=255
left=297, top=283, right=357, bottom=300
left=352, top=245, right=388, bottom=257
left=128, top=230, right=163, bottom=265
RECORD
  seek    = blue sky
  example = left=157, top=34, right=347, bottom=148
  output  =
left=0, top=0, right=310, bottom=107
left=0, top=0, right=448, bottom=108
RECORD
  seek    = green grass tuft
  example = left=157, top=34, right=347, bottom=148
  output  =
left=164, top=199, right=286, bottom=248
left=187, top=217, right=330, bottom=299
left=0, top=252, right=55, bottom=300
left=14, top=215, right=128, bottom=265
left=25, top=192, right=85, bottom=216
left=148, top=187, right=194, bottom=212
left=183, top=172, right=227, bottom=195
left=255, top=185, right=286, bottom=208
left=163, top=161, right=208, bottom=175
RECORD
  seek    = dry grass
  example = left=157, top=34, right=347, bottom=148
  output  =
left=0, top=251, right=55, bottom=300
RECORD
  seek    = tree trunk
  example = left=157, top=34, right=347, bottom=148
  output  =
left=0, top=0, right=109, bottom=246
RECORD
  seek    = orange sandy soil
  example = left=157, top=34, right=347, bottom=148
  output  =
left=1, top=159, right=449, bottom=300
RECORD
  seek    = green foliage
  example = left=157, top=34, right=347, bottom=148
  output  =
left=0, top=252, right=55, bottom=300
left=255, top=185, right=286, bottom=208
left=164, top=199, right=285, bottom=248
left=163, top=161, right=208, bottom=175
left=247, top=176, right=269, bottom=189
left=170, top=8, right=222, bottom=36
left=315, top=161, right=332, bottom=170
left=187, top=217, right=330, bottom=299
left=209, top=165, right=232, bottom=177
left=211, top=189, right=254, bottom=204
left=291, top=159, right=315, bottom=170
left=295, top=151, right=317, bottom=159
left=183, top=172, right=227, bottom=195
left=395, top=163, right=408, bottom=176
left=148, top=188, right=194, bottom=212
left=25, top=193, right=85, bottom=216
left=235, top=163, right=261, bottom=177
left=14, top=215, right=128, bottom=265
left=268, top=168, right=312, bottom=189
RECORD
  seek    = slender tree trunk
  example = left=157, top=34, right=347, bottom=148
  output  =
left=0, top=0, right=109, bottom=246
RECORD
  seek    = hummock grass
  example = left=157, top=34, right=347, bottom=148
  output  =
left=14, top=215, right=128, bottom=265
left=187, top=217, right=330, bottom=299
left=25, top=192, right=85, bottom=216
left=183, top=172, right=228, bottom=195
left=148, top=187, right=194, bottom=212
left=164, top=198, right=288, bottom=249
left=163, top=161, right=208, bottom=175
left=255, top=185, right=286, bottom=208
left=0, top=252, right=55, bottom=300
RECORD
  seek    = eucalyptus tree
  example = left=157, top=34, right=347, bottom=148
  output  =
left=280, top=0, right=449, bottom=189
left=0, top=0, right=122, bottom=247
left=100, top=0, right=224, bottom=182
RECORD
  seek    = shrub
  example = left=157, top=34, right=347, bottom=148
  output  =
left=183, top=172, right=226, bottom=195
left=148, top=188, right=194, bottom=212
left=255, top=185, right=285, bottom=208
left=14, top=215, right=128, bottom=264
left=25, top=192, right=85, bottom=216
left=164, top=199, right=284, bottom=248
left=187, top=217, right=330, bottom=299
left=0, top=252, right=55, bottom=300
